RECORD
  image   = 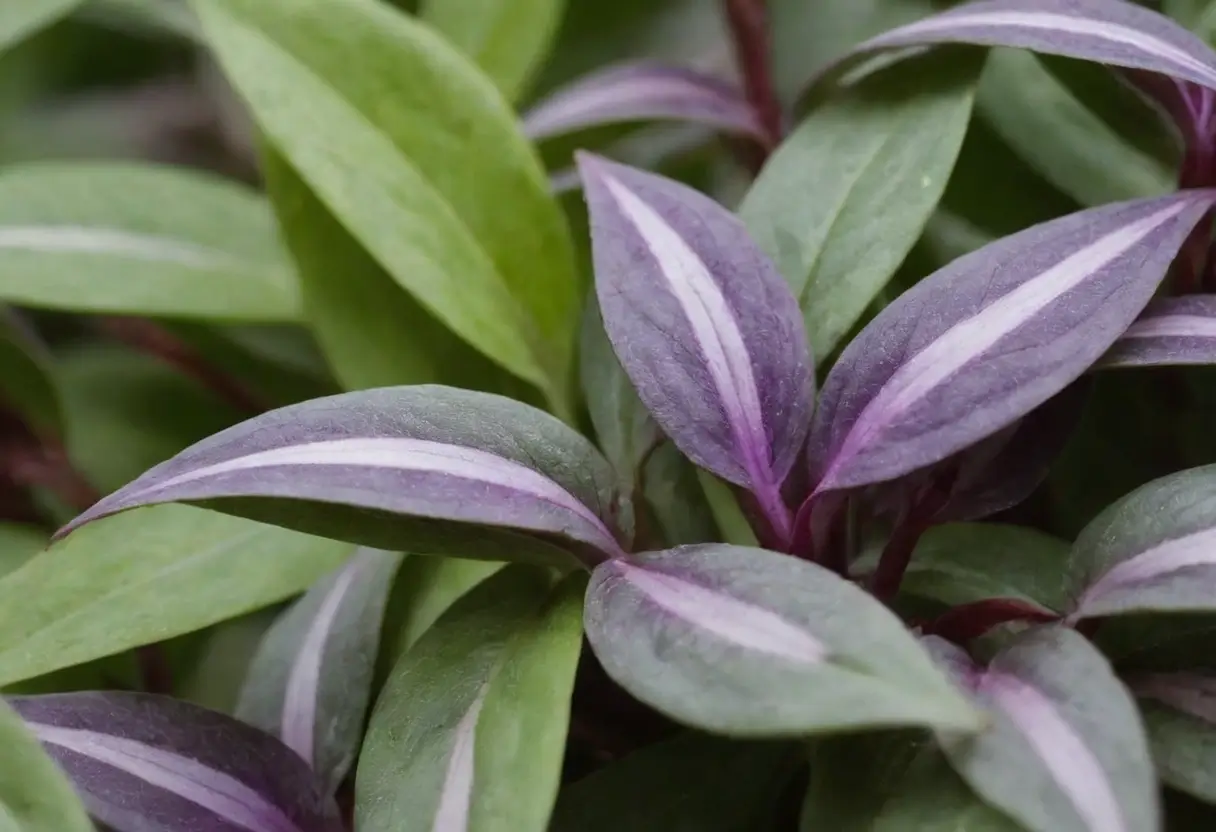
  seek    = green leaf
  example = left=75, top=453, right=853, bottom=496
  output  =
left=0, top=699, right=92, bottom=832
left=82, top=0, right=201, bottom=40
left=55, top=345, right=242, bottom=494
left=740, top=48, right=980, bottom=359
left=420, top=0, right=564, bottom=103
left=0, top=162, right=298, bottom=321
left=641, top=442, right=719, bottom=547
left=695, top=470, right=759, bottom=547
left=174, top=609, right=277, bottom=713
left=0, top=504, right=351, bottom=686
left=0, top=0, right=80, bottom=55
left=356, top=567, right=583, bottom=832
left=1140, top=698, right=1216, bottom=806
left=0, top=525, right=45, bottom=581
left=237, top=548, right=403, bottom=794
left=977, top=49, right=1172, bottom=207
left=0, top=312, right=59, bottom=439
left=584, top=544, right=982, bottom=737
left=550, top=732, right=796, bottom=832
left=193, top=0, right=580, bottom=411
left=894, top=523, right=1071, bottom=612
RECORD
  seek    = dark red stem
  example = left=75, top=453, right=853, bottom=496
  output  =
left=922, top=598, right=1060, bottom=645
left=723, top=0, right=783, bottom=153
left=870, top=477, right=955, bottom=602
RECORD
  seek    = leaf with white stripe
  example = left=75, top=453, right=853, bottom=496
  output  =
left=1067, top=464, right=1216, bottom=620
left=583, top=544, right=981, bottom=737
left=579, top=156, right=813, bottom=550
left=236, top=548, right=403, bottom=794
left=55, top=385, right=632, bottom=567
left=1102, top=296, right=1216, bottom=368
left=1131, top=672, right=1216, bottom=805
left=929, top=627, right=1159, bottom=832
left=9, top=691, right=344, bottom=832
left=523, top=62, right=767, bottom=146
left=817, top=0, right=1216, bottom=96
left=0, top=698, right=92, bottom=832
left=356, top=567, right=583, bottom=832
left=0, top=162, right=299, bottom=322
left=806, top=191, right=1215, bottom=498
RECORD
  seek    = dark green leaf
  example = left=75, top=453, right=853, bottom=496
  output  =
left=641, top=442, right=719, bottom=547
left=0, top=0, right=81, bottom=54
left=0, top=311, right=57, bottom=438
left=1139, top=695, right=1216, bottom=805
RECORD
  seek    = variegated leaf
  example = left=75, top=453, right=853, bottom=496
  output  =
left=928, top=628, right=1158, bottom=832
left=523, top=62, right=768, bottom=145
left=356, top=567, right=583, bottom=832
left=583, top=544, right=980, bottom=737
left=1131, top=672, right=1216, bottom=804
left=55, top=386, right=631, bottom=567
left=1068, top=464, right=1216, bottom=620
left=0, top=698, right=92, bottom=832
left=1102, top=296, right=1216, bottom=368
left=579, top=156, right=813, bottom=549
left=236, top=547, right=403, bottom=794
left=806, top=192, right=1215, bottom=498
left=9, top=691, right=344, bottom=832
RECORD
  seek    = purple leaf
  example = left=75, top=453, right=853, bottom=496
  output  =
left=55, top=385, right=631, bottom=566
left=1119, top=69, right=1215, bottom=149
left=1131, top=672, right=1216, bottom=723
left=522, top=62, right=768, bottom=145
left=8, top=691, right=344, bottom=832
left=927, top=627, right=1158, bottom=832
left=1101, top=296, right=1216, bottom=368
left=822, top=0, right=1216, bottom=93
left=806, top=192, right=1216, bottom=499
left=579, top=155, right=813, bottom=547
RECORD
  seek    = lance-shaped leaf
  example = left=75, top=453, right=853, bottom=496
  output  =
left=523, top=62, right=767, bottom=145
left=1067, top=464, right=1216, bottom=620
left=1101, top=296, right=1216, bottom=368
left=583, top=544, right=981, bottom=737
left=236, top=548, right=403, bottom=794
left=356, top=567, right=583, bottom=832
left=579, top=156, right=813, bottom=546
left=928, top=627, right=1158, bottom=832
left=1130, top=672, right=1216, bottom=804
left=55, top=385, right=631, bottom=566
left=806, top=191, right=1215, bottom=497
left=0, top=309, right=60, bottom=440
left=818, top=0, right=1216, bottom=95
left=0, top=698, right=92, bottom=832
left=9, top=691, right=344, bottom=832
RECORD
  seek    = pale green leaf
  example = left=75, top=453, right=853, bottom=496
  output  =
left=0, top=0, right=80, bottom=55
left=695, top=470, right=758, bottom=547
left=740, top=50, right=980, bottom=359
left=1141, top=700, right=1216, bottom=806
left=0, top=504, right=351, bottom=686
left=0, top=699, right=92, bottom=832
left=357, top=567, right=582, bottom=832
left=0, top=163, right=299, bottom=321
left=420, top=0, right=564, bottom=102
left=0, top=525, right=46, bottom=582
left=193, top=0, right=580, bottom=410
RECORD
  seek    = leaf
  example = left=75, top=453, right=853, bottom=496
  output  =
left=641, top=442, right=719, bottom=547
left=522, top=62, right=767, bottom=145
left=579, top=156, right=813, bottom=548
left=57, top=386, right=631, bottom=566
left=867, top=750, right=1024, bottom=831
left=0, top=505, right=351, bottom=686
left=0, top=524, right=45, bottom=581
left=739, top=48, right=980, bottom=360
left=1067, top=464, right=1216, bottom=620
left=236, top=548, right=403, bottom=795
left=895, top=522, right=1071, bottom=612
left=0, top=0, right=80, bottom=54
left=356, top=567, right=583, bottom=832
left=695, top=470, right=760, bottom=547
left=10, top=691, right=343, bottom=832
left=192, top=0, right=580, bottom=408
left=819, top=0, right=1216, bottom=95
left=0, top=698, right=92, bottom=832
left=929, top=627, right=1158, bottom=832
left=259, top=151, right=515, bottom=397
left=1101, top=296, right=1216, bottom=368
left=583, top=544, right=981, bottom=737
left=419, top=0, right=564, bottom=102
left=83, top=0, right=202, bottom=41
left=0, top=162, right=298, bottom=321
left=806, top=191, right=1215, bottom=497
left=0, top=310, right=59, bottom=439
left=550, top=732, right=796, bottom=832
left=1131, top=672, right=1216, bottom=804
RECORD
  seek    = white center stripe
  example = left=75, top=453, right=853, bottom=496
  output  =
left=0, top=226, right=243, bottom=270
left=432, top=690, right=486, bottom=832
left=1123, top=313, right=1216, bottom=339
left=34, top=724, right=300, bottom=832
left=1078, top=526, right=1216, bottom=612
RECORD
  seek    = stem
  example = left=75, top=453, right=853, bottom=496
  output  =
left=870, top=476, right=954, bottom=602
left=723, top=0, right=783, bottom=155
left=923, top=598, right=1059, bottom=645
left=97, top=316, right=267, bottom=414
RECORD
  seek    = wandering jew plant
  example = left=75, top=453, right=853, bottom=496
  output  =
left=12, top=0, right=1216, bottom=829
